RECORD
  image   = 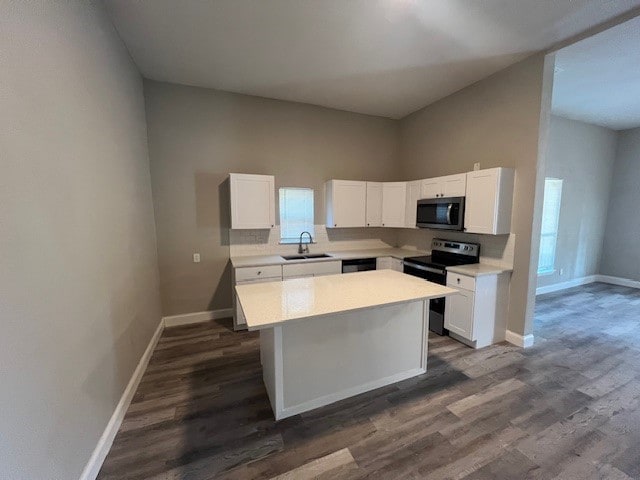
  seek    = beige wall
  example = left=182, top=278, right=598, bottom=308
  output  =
left=537, top=116, right=618, bottom=288
left=601, top=127, right=640, bottom=281
left=399, top=54, right=550, bottom=336
left=0, top=2, right=161, bottom=479
left=143, top=81, right=400, bottom=316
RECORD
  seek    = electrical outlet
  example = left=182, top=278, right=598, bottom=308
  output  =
left=193, top=253, right=201, bottom=263
left=473, top=162, right=481, bottom=171
left=559, top=268, right=564, bottom=276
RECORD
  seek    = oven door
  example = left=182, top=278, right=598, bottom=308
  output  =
left=403, top=262, right=448, bottom=336
left=416, top=197, right=465, bottom=230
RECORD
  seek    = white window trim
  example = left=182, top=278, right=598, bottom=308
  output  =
left=537, top=177, right=563, bottom=276
left=279, top=187, right=315, bottom=243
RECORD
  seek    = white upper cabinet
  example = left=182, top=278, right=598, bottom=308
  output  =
left=420, top=173, right=466, bottom=199
left=381, top=182, right=407, bottom=228
left=420, top=178, right=441, bottom=199
left=441, top=174, right=467, bottom=197
left=229, top=173, right=275, bottom=229
left=325, top=180, right=367, bottom=228
left=464, top=167, right=515, bottom=235
left=365, top=182, right=383, bottom=227
left=404, top=180, right=421, bottom=229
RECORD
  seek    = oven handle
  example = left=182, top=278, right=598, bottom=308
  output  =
left=446, top=203, right=453, bottom=224
left=403, top=261, right=445, bottom=275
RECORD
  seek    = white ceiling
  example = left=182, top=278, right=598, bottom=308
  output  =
left=105, top=0, right=640, bottom=119
left=553, top=16, right=640, bottom=130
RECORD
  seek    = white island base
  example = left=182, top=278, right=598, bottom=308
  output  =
left=260, top=300, right=429, bottom=420
left=236, top=270, right=457, bottom=420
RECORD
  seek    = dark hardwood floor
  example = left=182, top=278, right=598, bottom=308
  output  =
left=98, top=282, right=640, bottom=479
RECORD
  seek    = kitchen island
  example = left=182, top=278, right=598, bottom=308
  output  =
left=235, top=269, right=457, bottom=420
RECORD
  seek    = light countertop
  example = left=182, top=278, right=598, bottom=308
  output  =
left=446, top=264, right=513, bottom=277
left=236, top=269, right=458, bottom=330
left=230, top=247, right=427, bottom=268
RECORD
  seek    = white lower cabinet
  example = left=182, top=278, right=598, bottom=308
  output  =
left=444, top=287, right=475, bottom=340
left=445, top=271, right=510, bottom=349
left=282, top=261, right=341, bottom=279
left=376, top=257, right=403, bottom=272
left=234, top=261, right=342, bottom=329
left=234, top=275, right=282, bottom=329
left=233, top=265, right=283, bottom=329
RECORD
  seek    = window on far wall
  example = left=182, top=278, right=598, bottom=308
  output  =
left=279, top=187, right=315, bottom=243
left=538, top=178, right=563, bottom=275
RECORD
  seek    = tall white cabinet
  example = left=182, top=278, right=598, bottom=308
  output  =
left=381, top=182, right=406, bottom=227
left=404, top=180, right=421, bottom=229
left=464, top=168, right=514, bottom=235
left=325, top=180, right=367, bottom=228
left=365, top=182, right=383, bottom=227
left=229, top=173, right=275, bottom=229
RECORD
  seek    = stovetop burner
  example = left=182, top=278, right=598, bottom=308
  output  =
left=405, top=239, right=480, bottom=269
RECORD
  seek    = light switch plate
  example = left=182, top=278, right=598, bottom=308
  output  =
left=193, top=253, right=201, bottom=263
left=473, top=162, right=481, bottom=171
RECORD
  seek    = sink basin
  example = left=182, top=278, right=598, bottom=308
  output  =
left=303, top=253, right=332, bottom=259
left=281, top=254, right=306, bottom=260
left=280, top=253, right=332, bottom=261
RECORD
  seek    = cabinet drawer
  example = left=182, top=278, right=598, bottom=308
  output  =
left=376, top=257, right=393, bottom=270
left=282, top=260, right=341, bottom=278
left=235, top=265, right=282, bottom=282
left=447, top=273, right=475, bottom=291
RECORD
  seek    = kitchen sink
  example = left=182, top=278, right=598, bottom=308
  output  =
left=281, top=253, right=332, bottom=261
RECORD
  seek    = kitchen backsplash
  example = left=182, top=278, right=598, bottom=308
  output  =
left=230, top=225, right=515, bottom=268
left=229, top=225, right=399, bottom=257
left=396, top=229, right=516, bottom=268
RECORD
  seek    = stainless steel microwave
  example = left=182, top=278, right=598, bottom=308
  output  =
left=416, top=197, right=465, bottom=230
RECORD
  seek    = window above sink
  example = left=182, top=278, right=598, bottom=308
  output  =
left=279, top=187, right=314, bottom=243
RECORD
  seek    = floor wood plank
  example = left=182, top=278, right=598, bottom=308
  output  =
left=97, top=283, right=640, bottom=479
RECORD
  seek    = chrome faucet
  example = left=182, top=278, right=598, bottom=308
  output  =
left=298, top=231, right=313, bottom=254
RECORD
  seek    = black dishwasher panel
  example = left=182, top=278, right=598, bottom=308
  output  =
left=342, top=258, right=377, bottom=273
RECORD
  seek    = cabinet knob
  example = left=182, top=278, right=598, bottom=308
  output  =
left=334, top=224, right=337, bottom=227
left=457, top=278, right=460, bottom=283
left=367, top=223, right=370, bottom=226
left=257, top=271, right=262, bottom=275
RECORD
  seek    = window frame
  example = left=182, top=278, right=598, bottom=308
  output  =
left=278, top=187, right=315, bottom=244
left=537, top=177, right=563, bottom=276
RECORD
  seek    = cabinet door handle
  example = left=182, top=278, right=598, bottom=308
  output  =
left=457, top=278, right=460, bottom=284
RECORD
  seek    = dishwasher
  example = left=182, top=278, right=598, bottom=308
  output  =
left=341, top=258, right=377, bottom=273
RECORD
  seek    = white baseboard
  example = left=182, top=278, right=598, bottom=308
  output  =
left=80, top=319, right=164, bottom=480
left=596, top=275, right=640, bottom=289
left=505, top=329, right=535, bottom=348
left=536, top=275, right=598, bottom=295
left=163, top=308, right=233, bottom=327
left=536, top=274, right=640, bottom=296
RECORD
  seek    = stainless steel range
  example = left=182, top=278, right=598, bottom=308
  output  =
left=403, top=239, right=480, bottom=335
